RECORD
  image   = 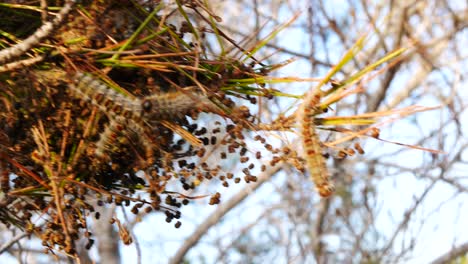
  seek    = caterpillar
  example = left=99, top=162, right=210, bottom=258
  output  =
left=298, top=89, right=335, bottom=198
left=140, top=91, right=218, bottom=121
left=69, top=72, right=221, bottom=163
left=70, top=72, right=218, bottom=122
left=70, top=72, right=142, bottom=121
left=94, top=116, right=154, bottom=163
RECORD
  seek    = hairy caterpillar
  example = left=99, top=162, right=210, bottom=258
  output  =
left=70, top=72, right=142, bottom=121
left=140, top=91, right=217, bottom=121
left=298, top=89, right=335, bottom=198
left=69, top=72, right=220, bottom=163
left=94, top=116, right=155, bottom=165
left=70, top=72, right=217, bottom=122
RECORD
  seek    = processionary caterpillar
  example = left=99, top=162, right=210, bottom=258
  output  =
left=94, top=116, right=153, bottom=162
left=140, top=92, right=218, bottom=121
left=298, top=88, right=335, bottom=198
left=70, top=72, right=218, bottom=122
left=70, top=72, right=142, bottom=121
left=69, top=72, right=220, bottom=161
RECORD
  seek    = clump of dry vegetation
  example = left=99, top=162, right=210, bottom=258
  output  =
left=0, top=0, right=307, bottom=254
left=0, top=0, right=435, bottom=257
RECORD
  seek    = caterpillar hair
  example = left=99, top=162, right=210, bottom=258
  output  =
left=94, top=116, right=153, bottom=163
left=70, top=72, right=221, bottom=122
left=70, top=72, right=142, bottom=121
left=140, top=91, right=217, bottom=120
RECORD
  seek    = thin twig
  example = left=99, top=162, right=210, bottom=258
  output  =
left=0, top=0, right=75, bottom=65
left=430, top=241, right=468, bottom=264
left=0, top=55, right=45, bottom=73
left=0, top=232, right=29, bottom=255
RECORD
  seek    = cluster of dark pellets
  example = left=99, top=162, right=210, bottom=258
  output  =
left=334, top=141, right=368, bottom=159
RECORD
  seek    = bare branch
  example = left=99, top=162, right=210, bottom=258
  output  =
left=0, top=0, right=75, bottom=65
left=430, top=241, right=468, bottom=264
left=0, top=232, right=29, bottom=255
left=0, top=55, right=45, bottom=73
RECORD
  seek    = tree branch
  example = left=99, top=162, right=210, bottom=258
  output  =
left=0, top=232, right=29, bottom=255
left=0, top=0, right=75, bottom=65
left=430, top=241, right=468, bottom=264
